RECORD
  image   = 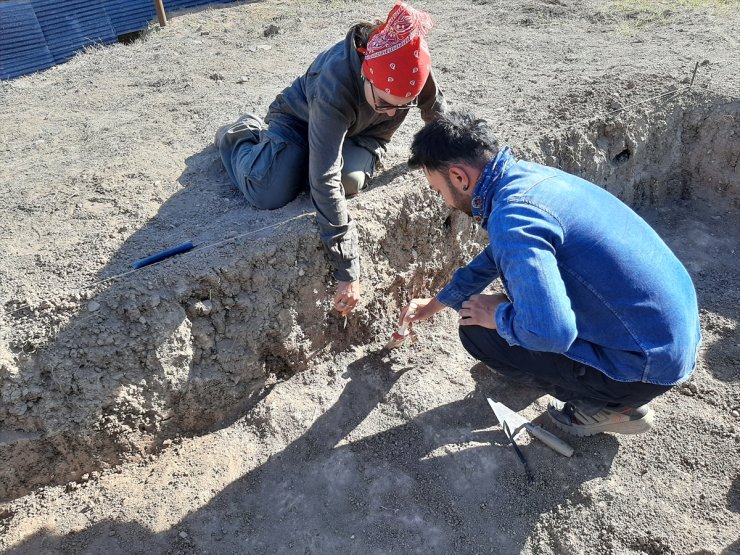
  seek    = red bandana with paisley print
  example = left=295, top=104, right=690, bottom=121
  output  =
left=361, top=2, right=434, bottom=99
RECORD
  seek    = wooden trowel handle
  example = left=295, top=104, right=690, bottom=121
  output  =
left=525, top=423, right=574, bottom=457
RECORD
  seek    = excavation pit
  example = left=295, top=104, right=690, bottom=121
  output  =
left=1, top=93, right=737, bottom=503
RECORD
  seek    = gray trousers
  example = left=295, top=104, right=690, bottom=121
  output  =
left=216, top=114, right=377, bottom=209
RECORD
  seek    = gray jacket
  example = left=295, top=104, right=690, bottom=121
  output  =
left=265, top=27, right=446, bottom=282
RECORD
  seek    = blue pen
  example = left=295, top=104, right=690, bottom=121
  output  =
left=131, top=242, right=195, bottom=269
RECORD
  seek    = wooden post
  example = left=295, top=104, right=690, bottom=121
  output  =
left=154, top=0, right=167, bottom=27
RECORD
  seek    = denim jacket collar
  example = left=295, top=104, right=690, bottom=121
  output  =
left=471, top=146, right=513, bottom=228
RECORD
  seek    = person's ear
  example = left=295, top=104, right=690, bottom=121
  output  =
left=448, top=166, right=470, bottom=191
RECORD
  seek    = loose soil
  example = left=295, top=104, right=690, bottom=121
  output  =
left=1, top=1, right=739, bottom=554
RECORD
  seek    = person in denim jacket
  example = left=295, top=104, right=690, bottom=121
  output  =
left=403, top=111, right=701, bottom=437
left=215, top=2, right=445, bottom=316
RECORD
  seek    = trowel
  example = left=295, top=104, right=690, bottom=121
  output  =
left=385, top=301, right=418, bottom=349
left=486, top=397, right=574, bottom=457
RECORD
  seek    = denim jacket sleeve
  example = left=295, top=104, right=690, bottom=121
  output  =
left=436, top=244, right=500, bottom=311
left=307, top=96, right=360, bottom=283
left=493, top=201, right=578, bottom=352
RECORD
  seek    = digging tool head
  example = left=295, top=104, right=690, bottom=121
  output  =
left=486, top=397, right=527, bottom=441
left=384, top=329, right=417, bottom=350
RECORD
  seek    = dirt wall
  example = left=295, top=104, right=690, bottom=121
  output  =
left=2, top=91, right=738, bottom=502
left=0, top=176, right=482, bottom=501
left=530, top=95, right=740, bottom=207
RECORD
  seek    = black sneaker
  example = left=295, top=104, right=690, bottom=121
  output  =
left=547, top=398, right=655, bottom=437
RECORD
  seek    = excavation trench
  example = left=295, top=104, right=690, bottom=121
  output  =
left=0, top=93, right=737, bottom=502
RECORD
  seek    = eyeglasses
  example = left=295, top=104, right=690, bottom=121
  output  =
left=362, top=75, right=419, bottom=112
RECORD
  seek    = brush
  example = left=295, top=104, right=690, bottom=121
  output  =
left=385, top=301, right=418, bottom=349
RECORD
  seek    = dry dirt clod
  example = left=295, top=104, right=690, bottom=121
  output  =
left=263, top=24, right=280, bottom=38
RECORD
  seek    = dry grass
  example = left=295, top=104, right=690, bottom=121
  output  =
left=607, top=0, right=736, bottom=35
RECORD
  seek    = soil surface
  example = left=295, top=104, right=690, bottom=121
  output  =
left=1, top=0, right=739, bottom=554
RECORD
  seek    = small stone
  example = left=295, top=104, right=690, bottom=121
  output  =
left=237, top=76, right=248, bottom=84
left=731, top=410, right=739, bottom=419
left=192, top=300, right=213, bottom=316
left=87, top=301, right=101, bottom=312
left=179, top=531, right=188, bottom=539
left=256, top=44, right=272, bottom=51
left=209, top=73, right=224, bottom=82
left=263, top=24, right=280, bottom=37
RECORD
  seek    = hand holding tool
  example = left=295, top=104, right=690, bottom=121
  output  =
left=385, top=301, right=417, bottom=349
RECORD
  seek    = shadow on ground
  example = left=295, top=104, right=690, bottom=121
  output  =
left=638, top=201, right=740, bottom=384
left=1, top=133, right=422, bottom=502
left=5, top=356, right=619, bottom=554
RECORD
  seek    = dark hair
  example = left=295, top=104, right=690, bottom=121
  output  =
left=351, top=20, right=383, bottom=50
left=408, top=111, right=498, bottom=172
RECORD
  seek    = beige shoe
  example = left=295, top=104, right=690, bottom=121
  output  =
left=547, top=399, right=655, bottom=437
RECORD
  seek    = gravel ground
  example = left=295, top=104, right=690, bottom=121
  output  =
left=1, top=0, right=738, bottom=553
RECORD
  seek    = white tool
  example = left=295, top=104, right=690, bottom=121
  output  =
left=487, top=397, right=574, bottom=457
left=385, top=301, right=417, bottom=349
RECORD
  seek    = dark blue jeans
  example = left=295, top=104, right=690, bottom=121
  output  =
left=459, top=325, right=672, bottom=407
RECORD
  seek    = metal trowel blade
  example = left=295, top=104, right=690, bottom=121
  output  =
left=486, top=397, right=527, bottom=441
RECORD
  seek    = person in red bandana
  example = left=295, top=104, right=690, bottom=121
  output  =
left=215, top=2, right=446, bottom=316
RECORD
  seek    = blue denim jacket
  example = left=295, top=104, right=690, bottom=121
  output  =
left=437, top=148, right=701, bottom=385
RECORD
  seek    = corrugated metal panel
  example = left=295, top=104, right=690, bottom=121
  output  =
left=165, top=0, right=239, bottom=13
left=166, top=0, right=210, bottom=9
left=30, top=0, right=117, bottom=63
left=103, top=0, right=156, bottom=36
left=1, top=0, right=242, bottom=79
left=0, top=0, right=54, bottom=79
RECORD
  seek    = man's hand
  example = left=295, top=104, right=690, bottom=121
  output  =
left=402, top=297, right=446, bottom=325
left=459, top=293, right=508, bottom=329
left=334, top=280, right=361, bottom=316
